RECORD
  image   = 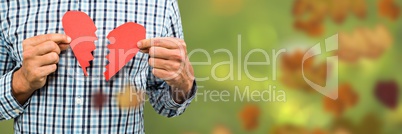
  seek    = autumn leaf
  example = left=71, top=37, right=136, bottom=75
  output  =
left=117, top=86, right=144, bottom=109
left=378, top=0, right=400, bottom=21
left=329, top=0, right=350, bottom=24
left=270, top=124, right=309, bottom=134
left=239, top=104, right=260, bottom=131
left=92, top=91, right=107, bottom=110
left=337, top=24, right=393, bottom=62
left=311, top=128, right=328, bottom=134
left=280, top=49, right=327, bottom=92
left=352, top=0, right=367, bottom=19
left=375, top=80, right=399, bottom=110
left=330, top=118, right=357, bottom=134
left=292, top=0, right=369, bottom=36
left=323, top=83, right=358, bottom=117
left=356, top=114, right=383, bottom=134
left=293, top=0, right=326, bottom=37
left=212, top=125, right=232, bottom=134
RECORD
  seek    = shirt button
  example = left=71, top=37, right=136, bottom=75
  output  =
left=14, top=109, right=21, bottom=113
left=76, top=96, right=83, bottom=105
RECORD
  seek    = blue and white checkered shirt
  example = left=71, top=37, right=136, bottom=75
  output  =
left=0, top=0, right=196, bottom=133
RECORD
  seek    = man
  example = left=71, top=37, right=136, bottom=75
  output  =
left=0, top=0, right=197, bottom=133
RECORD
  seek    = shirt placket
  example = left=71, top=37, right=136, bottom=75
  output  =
left=72, top=0, right=89, bottom=132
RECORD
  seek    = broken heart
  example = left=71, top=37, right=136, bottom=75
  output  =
left=62, top=11, right=146, bottom=81
left=62, top=11, right=97, bottom=76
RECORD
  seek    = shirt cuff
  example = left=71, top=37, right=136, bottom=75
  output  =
left=163, top=80, right=197, bottom=111
left=0, top=67, right=29, bottom=120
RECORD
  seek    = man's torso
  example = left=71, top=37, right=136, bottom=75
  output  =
left=0, top=0, right=174, bottom=133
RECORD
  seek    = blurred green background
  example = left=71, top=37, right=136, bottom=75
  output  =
left=1, top=0, right=402, bottom=133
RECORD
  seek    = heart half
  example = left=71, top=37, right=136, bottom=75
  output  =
left=104, top=22, right=146, bottom=81
left=62, top=11, right=97, bottom=76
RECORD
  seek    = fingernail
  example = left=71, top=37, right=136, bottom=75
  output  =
left=137, top=41, right=142, bottom=48
left=67, top=36, right=72, bottom=42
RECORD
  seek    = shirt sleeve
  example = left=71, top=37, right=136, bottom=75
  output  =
left=0, top=32, right=29, bottom=121
left=145, top=0, right=197, bottom=118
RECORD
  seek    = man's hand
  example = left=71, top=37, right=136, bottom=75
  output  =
left=12, top=34, right=71, bottom=104
left=138, top=37, right=194, bottom=104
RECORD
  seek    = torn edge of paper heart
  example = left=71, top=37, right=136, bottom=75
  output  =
left=62, top=11, right=98, bottom=76
left=104, top=22, right=146, bottom=81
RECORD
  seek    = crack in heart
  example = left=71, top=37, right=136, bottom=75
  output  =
left=62, top=11, right=146, bottom=81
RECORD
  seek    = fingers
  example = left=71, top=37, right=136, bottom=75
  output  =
left=36, top=41, right=61, bottom=55
left=143, top=38, right=194, bottom=91
left=30, top=64, right=57, bottom=79
left=35, top=41, right=70, bottom=56
left=24, top=34, right=71, bottom=46
left=149, top=57, right=181, bottom=71
left=138, top=38, right=184, bottom=52
left=19, top=34, right=68, bottom=92
left=148, top=47, right=178, bottom=60
left=152, top=68, right=177, bottom=81
left=137, top=39, right=152, bottom=51
left=142, top=38, right=188, bottom=81
left=39, top=64, right=58, bottom=77
left=138, top=38, right=187, bottom=65
left=37, top=52, right=60, bottom=66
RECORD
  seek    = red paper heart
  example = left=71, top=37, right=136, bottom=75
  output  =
left=62, top=11, right=145, bottom=80
left=62, top=11, right=97, bottom=76
left=104, top=22, right=146, bottom=81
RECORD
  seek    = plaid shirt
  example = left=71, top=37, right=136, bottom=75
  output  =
left=0, top=0, right=196, bottom=133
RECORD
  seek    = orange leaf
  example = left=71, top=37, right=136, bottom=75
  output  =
left=116, top=86, right=144, bottom=108
left=239, top=104, right=260, bottom=131
left=329, top=0, right=350, bottom=24
left=212, top=125, right=232, bottom=134
left=323, top=83, right=358, bottom=117
left=280, top=50, right=328, bottom=92
left=378, top=0, right=400, bottom=21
